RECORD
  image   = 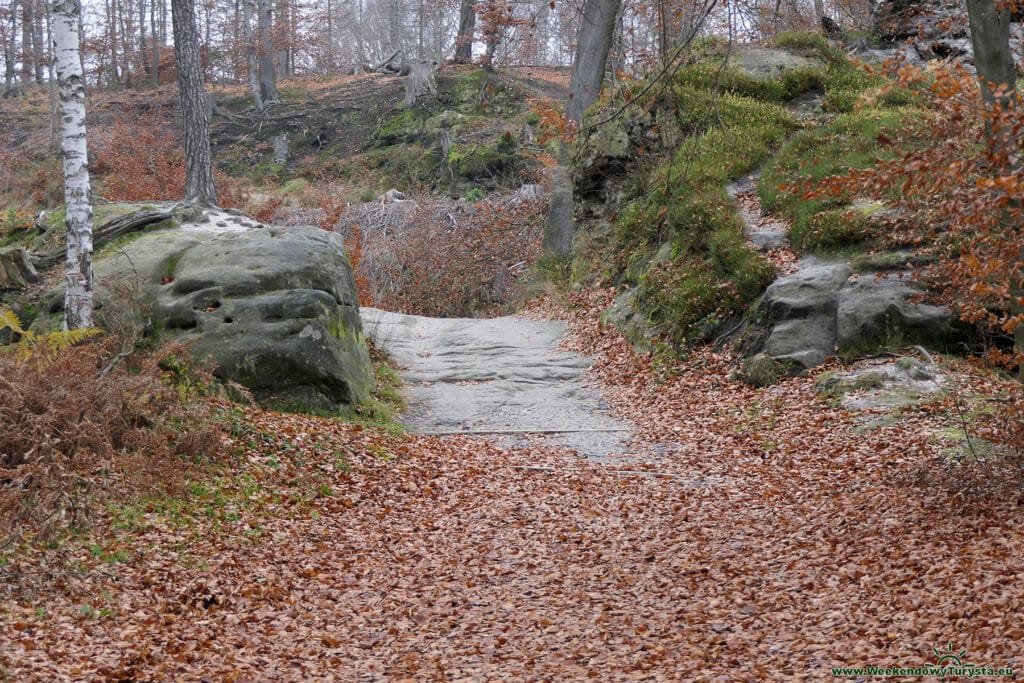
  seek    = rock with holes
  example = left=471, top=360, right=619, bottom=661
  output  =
left=34, top=212, right=372, bottom=410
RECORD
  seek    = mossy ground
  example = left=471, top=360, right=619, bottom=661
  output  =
left=758, top=106, right=925, bottom=254
left=575, top=45, right=812, bottom=347
left=569, top=34, right=937, bottom=350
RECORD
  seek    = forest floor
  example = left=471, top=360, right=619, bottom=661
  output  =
left=3, top=61, right=1024, bottom=681
left=3, top=290, right=1024, bottom=681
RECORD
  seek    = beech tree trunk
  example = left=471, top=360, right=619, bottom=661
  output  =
left=966, top=0, right=1023, bottom=372
left=962, top=0, right=1019, bottom=374
left=171, top=0, right=218, bottom=206
left=257, top=0, right=278, bottom=102
left=242, top=0, right=263, bottom=110
left=52, top=0, right=94, bottom=329
left=967, top=0, right=1016, bottom=108
left=566, top=0, right=620, bottom=124
left=454, top=0, right=474, bottom=62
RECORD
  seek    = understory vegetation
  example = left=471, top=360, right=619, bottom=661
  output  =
left=0, top=327, right=222, bottom=543
left=569, top=37, right=923, bottom=347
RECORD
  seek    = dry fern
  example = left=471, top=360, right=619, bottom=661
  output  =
left=0, top=305, right=101, bottom=362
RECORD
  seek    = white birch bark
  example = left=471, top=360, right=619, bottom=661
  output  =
left=52, top=0, right=94, bottom=330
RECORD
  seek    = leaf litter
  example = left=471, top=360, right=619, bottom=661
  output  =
left=2, top=290, right=1024, bottom=681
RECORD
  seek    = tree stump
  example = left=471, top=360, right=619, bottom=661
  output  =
left=273, top=134, right=288, bottom=164
left=0, top=247, right=40, bottom=290
left=404, top=61, right=438, bottom=106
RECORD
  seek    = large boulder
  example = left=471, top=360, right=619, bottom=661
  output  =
left=761, top=260, right=850, bottom=368
left=742, top=255, right=955, bottom=376
left=731, top=48, right=825, bottom=81
left=836, top=276, right=950, bottom=352
left=36, top=209, right=372, bottom=410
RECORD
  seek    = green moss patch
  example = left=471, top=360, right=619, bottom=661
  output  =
left=594, top=84, right=795, bottom=345
left=758, top=107, right=924, bottom=254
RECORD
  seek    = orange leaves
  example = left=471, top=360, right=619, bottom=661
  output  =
left=5, top=293, right=1024, bottom=679
left=528, top=97, right=578, bottom=145
left=90, top=110, right=186, bottom=202
left=817, top=58, right=1024, bottom=374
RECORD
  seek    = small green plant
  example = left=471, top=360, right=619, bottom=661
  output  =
left=157, top=350, right=209, bottom=402
left=465, top=187, right=485, bottom=202
left=771, top=30, right=831, bottom=52
left=0, top=306, right=101, bottom=362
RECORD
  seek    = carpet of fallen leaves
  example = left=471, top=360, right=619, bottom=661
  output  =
left=3, top=291, right=1024, bottom=681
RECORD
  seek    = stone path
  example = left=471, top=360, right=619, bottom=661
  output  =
left=360, top=308, right=631, bottom=459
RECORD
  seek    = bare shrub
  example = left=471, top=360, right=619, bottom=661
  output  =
left=345, top=193, right=546, bottom=317
left=89, top=109, right=242, bottom=207
left=0, top=340, right=222, bottom=543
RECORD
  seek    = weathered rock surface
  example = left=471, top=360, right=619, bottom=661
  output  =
left=748, top=257, right=952, bottom=371
left=873, top=0, right=1024, bottom=67
left=836, top=276, right=949, bottom=352
left=731, top=48, right=825, bottom=80
left=814, top=356, right=946, bottom=410
left=361, top=308, right=631, bottom=459
left=36, top=209, right=372, bottom=410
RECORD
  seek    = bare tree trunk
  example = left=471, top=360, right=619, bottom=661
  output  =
left=171, top=0, right=218, bottom=206
left=138, top=0, right=147, bottom=79
left=967, top=0, right=1016, bottom=108
left=32, top=0, right=45, bottom=83
left=566, top=0, right=620, bottom=124
left=256, top=0, right=278, bottom=102
left=966, top=0, right=1022, bottom=371
left=325, top=0, right=332, bottom=71
left=242, top=0, right=263, bottom=110
left=21, top=0, right=32, bottom=82
left=52, top=0, right=94, bottom=329
left=3, top=0, right=22, bottom=97
left=150, top=0, right=159, bottom=85
left=354, top=0, right=365, bottom=72
left=544, top=161, right=575, bottom=258
left=107, top=0, right=119, bottom=85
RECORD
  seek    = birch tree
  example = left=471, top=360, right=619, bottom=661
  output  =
left=53, top=0, right=94, bottom=329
